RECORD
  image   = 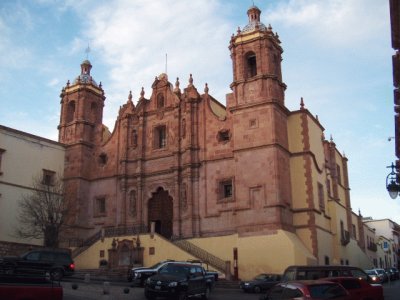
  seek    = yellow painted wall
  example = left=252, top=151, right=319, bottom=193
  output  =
left=74, top=234, right=198, bottom=270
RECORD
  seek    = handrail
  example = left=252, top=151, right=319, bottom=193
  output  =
left=173, top=239, right=227, bottom=274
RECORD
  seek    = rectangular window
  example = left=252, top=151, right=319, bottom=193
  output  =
left=352, top=224, right=357, bottom=239
left=0, top=148, right=5, bottom=175
left=42, top=169, right=55, bottom=186
left=318, top=182, right=325, bottom=211
left=154, top=125, right=166, bottom=149
left=95, top=197, right=106, bottom=216
left=219, top=179, right=233, bottom=200
left=336, top=164, right=342, bottom=185
left=326, top=179, right=331, bottom=196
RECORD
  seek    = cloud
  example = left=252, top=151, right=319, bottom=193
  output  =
left=265, top=0, right=389, bottom=49
left=67, top=0, right=233, bottom=131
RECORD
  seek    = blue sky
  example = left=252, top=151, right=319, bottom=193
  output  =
left=1, top=0, right=398, bottom=222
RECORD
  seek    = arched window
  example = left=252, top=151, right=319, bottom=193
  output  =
left=246, top=52, right=257, bottom=78
left=91, top=102, right=97, bottom=123
left=157, top=93, right=164, bottom=108
left=66, top=101, right=75, bottom=123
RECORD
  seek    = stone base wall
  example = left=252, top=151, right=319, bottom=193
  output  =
left=0, top=241, right=43, bottom=257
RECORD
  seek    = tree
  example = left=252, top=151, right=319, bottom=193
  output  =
left=15, top=173, right=68, bottom=248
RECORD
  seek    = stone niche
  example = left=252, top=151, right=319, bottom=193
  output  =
left=107, top=237, right=144, bottom=268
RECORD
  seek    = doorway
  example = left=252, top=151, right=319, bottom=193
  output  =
left=148, top=187, right=173, bottom=239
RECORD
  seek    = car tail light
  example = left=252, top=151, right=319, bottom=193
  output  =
left=70, top=263, right=75, bottom=270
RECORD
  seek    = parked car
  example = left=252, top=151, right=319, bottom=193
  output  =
left=388, top=267, right=399, bottom=279
left=144, top=262, right=215, bottom=300
left=128, top=260, right=176, bottom=286
left=0, top=248, right=74, bottom=281
left=323, top=277, right=384, bottom=300
left=239, top=273, right=281, bottom=293
left=385, top=268, right=398, bottom=280
left=371, top=268, right=388, bottom=283
left=260, top=280, right=350, bottom=300
left=365, top=269, right=382, bottom=283
left=282, top=265, right=371, bottom=283
left=0, top=273, right=63, bottom=300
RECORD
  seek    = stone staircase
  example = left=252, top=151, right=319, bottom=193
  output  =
left=173, top=239, right=231, bottom=279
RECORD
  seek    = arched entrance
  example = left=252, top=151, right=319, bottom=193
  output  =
left=148, top=187, right=173, bottom=239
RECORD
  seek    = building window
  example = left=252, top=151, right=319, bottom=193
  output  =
left=324, top=256, right=330, bottom=265
left=0, top=148, right=5, bottom=175
left=42, top=169, right=55, bottom=186
left=246, top=52, right=257, bottom=78
left=157, top=94, right=164, bottom=108
left=95, top=197, right=106, bottom=216
left=219, top=179, right=233, bottom=200
left=336, top=164, right=342, bottom=185
left=326, top=179, right=331, bottom=196
left=318, top=182, right=325, bottom=211
left=66, top=101, right=75, bottom=123
left=352, top=224, right=357, bottom=239
left=149, top=247, right=155, bottom=255
left=217, top=129, right=230, bottom=143
left=99, top=153, right=108, bottom=165
left=154, top=125, right=167, bottom=149
left=91, top=102, right=98, bottom=123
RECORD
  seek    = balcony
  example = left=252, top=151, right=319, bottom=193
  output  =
left=341, top=230, right=350, bottom=246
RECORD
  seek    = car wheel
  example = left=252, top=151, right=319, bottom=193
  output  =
left=202, top=286, right=211, bottom=300
left=254, top=286, right=261, bottom=293
left=50, top=268, right=64, bottom=281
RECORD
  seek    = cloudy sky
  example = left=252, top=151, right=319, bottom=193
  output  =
left=1, top=0, right=398, bottom=222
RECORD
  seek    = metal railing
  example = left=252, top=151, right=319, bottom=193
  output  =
left=173, top=239, right=228, bottom=274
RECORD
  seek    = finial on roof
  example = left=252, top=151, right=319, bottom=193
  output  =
left=174, top=77, right=181, bottom=94
left=188, top=74, right=193, bottom=87
left=66, top=80, right=70, bottom=87
left=316, top=114, right=319, bottom=121
left=99, top=82, right=102, bottom=88
left=237, top=27, right=241, bottom=34
left=268, top=24, right=272, bottom=31
left=128, top=90, right=133, bottom=103
left=204, top=83, right=209, bottom=94
left=330, top=135, right=334, bottom=143
left=140, top=87, right=145, bottom=99
left=300, top=97, right=305, bottom=110
left=343, top=151, right=346, bottom=158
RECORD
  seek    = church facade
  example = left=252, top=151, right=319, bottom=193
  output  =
left=58, top=6, right=374, bottom=276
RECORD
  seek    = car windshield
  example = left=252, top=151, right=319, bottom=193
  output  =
left=366, top=270, right=374, bottom=275
left=309, top=284, right=347, bottom=299
left=254, top=274, right=266, bottom=280
left=159, top=265, right=190, bottom=277
left=150, top=262, right=165, bottom=269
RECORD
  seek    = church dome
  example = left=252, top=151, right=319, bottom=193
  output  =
left=242, top=5, right=267, bottom=33
left=73, top=59, right=99, bottom=86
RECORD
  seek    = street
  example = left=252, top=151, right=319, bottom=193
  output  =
left=61, top=279, right=400, bottom=300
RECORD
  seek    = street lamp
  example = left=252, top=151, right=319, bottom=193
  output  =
left=387, top=163, right=400, bottom=199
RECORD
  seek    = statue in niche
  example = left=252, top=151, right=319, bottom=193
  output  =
left=181, top=184, right=188, bottom=212
left=129, top=190, right=137, bottom=217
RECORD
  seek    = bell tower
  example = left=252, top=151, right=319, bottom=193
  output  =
left=58, top=60, right=105, bottom=146
left=228, top=6, right=293, bottom=229
left=229, top=5, right=286, bottom=107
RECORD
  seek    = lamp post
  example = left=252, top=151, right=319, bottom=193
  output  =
left=387, top=163, right=400, bottom=199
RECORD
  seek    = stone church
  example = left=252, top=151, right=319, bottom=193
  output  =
left=58, top=5, right=372, bottom=275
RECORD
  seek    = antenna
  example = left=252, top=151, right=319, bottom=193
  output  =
left=165, top=53, right=168, bottom=74
left=85, top=44, right=91, bottom=60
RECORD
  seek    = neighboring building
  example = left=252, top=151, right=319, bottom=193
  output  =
left=391, top=0, right=400, bottom=164
left=57, top=6, right=374, bottom=278
left=0, top=125, right=65, bottom=255
left=363, top=218, right=400, bottom=268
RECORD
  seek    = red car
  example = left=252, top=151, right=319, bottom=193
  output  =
left=261, top=280, right=350, bottom=300
left=323, top=277, right=383, bottom=300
